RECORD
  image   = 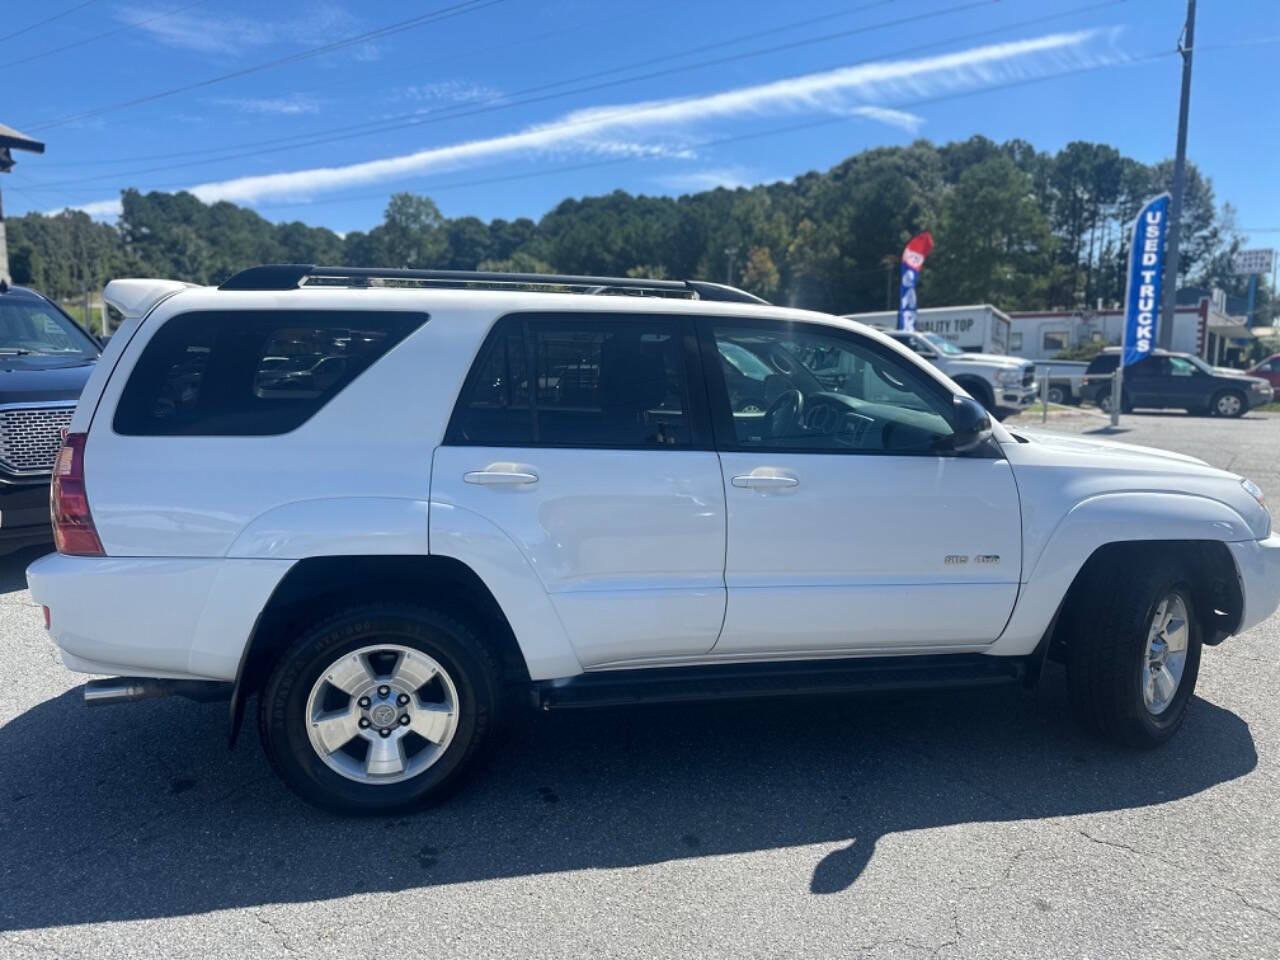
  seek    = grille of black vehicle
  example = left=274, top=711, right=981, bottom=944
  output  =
left=1022, top=367, right=1035, bottom=387
left=0, top=407, right=74, bottom=474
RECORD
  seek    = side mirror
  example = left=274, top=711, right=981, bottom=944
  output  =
left=950, top=395, right=992, bottom=454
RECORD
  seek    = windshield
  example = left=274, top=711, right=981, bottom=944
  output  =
left=921, top=332, right=966, bottom=356
left=0, top=299, right=99, bottom=359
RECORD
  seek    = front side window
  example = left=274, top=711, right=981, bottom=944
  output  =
left=1168, top=356, right=1198, bottom=377
left=447, top=315, right=692, bottom=448
left=114, top=310, right=426, bottom=436
left=707, top=321, right=955, bottom=454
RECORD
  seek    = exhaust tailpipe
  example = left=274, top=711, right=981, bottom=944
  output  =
left=84, top=677, right=233, bottom=706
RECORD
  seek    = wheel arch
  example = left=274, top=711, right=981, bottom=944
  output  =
left=228, top=554, right=532, bottom=747
left=952, top=374, right=994, bottom=409
left=993, top=491, right=1252, bottom=658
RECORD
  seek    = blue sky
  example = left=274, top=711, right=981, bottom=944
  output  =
left=4, top=0, right=1278, bottom=246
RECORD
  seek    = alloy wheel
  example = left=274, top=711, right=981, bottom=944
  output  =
left=1142, top=592, right=1190, bottom=715
left=304, top=643, right=460, bottom=785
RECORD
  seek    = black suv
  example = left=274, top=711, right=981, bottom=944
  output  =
left=0, top=282, right=100, bottom=553
left=1082, top=348, right=1274, bottom=417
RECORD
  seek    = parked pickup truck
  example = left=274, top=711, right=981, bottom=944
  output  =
left=879, top=329, right=1037, bottom=420
left=27, top=265, right=1280, bottom=814
left=1034, top=359, right=1088, bottom=405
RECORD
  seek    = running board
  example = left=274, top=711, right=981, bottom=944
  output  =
left=534, top=654, right=1025, bottom=711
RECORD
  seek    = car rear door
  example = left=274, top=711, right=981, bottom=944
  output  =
left=1125, top=354, right=1166, bottom=407
left=699, top=316, right=1022, bottom=656
left=431, top=312, right=726, bottom=669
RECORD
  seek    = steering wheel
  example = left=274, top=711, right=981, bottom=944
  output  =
left=764, top=388, right=804, bottom=439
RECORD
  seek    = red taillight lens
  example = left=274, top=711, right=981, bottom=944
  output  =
left=51, top=432, right=104, bottom=556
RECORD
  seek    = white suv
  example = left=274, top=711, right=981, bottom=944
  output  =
left=27, top=265, right=1280, bottom=813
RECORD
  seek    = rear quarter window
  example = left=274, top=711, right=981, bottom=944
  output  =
left=113, top=310, right=426, bottom=436
left=1085, top=354, right=1119, bottom=374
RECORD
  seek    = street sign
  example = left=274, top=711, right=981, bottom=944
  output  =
left=1232, top=249, right=1276, bottom=275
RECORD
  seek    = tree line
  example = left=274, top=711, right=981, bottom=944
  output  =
left=5, top=135, right=1271, bottom=321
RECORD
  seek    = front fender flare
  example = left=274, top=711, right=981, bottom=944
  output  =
left=988, top=491, right=1252, bottom=657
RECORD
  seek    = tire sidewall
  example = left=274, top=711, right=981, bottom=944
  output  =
left=262, top=609, right=497, bottom=814
left=1123, top=582, right=1202, bottom=743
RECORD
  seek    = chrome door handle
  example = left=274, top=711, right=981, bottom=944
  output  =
left=464, top=469, right=539, bottom=486
left=731, top=474, right=799, bottom=489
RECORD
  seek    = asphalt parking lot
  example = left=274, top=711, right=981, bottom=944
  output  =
left=1, top=410, right=1278, bottom=959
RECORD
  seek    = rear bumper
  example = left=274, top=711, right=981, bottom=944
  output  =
left=1228, top=535, right=1280, bottom=634
left=27, top=552, right=293, bottom=681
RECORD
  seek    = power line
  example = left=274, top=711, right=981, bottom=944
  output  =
left=0, top=0, right=99, bottom=45
left=22, top=0, right=1116, bottom=194
left=31, top=0, right=891, bottom=169
left=0, top=0, right=212, bottom=71
left=20, top=0, right=505, bottom=132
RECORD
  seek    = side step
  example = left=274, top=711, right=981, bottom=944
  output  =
left=534, top=654, right=1025, bottom=711
left=84, top=677, right=233, bottom=707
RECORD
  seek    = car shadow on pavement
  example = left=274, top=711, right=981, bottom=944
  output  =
left=0, top=662, right=1256, bottom=931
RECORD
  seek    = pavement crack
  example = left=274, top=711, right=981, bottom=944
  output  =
left=253, top=910, right=301, bottom=956
left=1230, top=889, right=1280, bottom=924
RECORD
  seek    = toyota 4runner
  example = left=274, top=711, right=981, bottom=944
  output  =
left=27, top=265, right=1280, bottom=814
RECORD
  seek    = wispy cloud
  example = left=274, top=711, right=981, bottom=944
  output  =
left=67, top=30, right=1120, bottom=218
left=212, top=95, right=324, bottom=116
left=656, top=167, right=757, bottom=192
left=391, top=80, right=505, bottom=106
left=848, top=105, right=925, bottom=133
left=116, top=3, right=363, bottom=56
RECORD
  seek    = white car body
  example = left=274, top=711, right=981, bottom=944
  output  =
left=22, top=268, right=1280, bottom=809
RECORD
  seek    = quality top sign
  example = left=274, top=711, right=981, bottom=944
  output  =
left=1232, top=249, right=1276, bottom=276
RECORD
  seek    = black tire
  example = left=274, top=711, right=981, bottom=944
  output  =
left=1210, top=389, right=1246, bottom=418
left=258, top=605, right=502, bottom=814
left=1096, top=390, right=1132, bottom=415
left=1047, top=385, right=1066, bottom=405
left=1066, top=551, right=1202, bottom=747
left=955, top=378, right=994, bottom=413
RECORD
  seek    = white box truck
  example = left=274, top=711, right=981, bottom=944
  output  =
left=843, top=305, right=1013, bottom=355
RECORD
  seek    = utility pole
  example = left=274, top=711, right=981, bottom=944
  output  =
left=724, top=246, right=739, bottom=286
left=1158, top=0, right=1196, bottom=349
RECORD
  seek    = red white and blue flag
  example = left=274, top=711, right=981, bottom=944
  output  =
left=897, top=232, right=934, bottom=332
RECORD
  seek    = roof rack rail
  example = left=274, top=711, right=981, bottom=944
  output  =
left=218, top=264, right=768, bottom=305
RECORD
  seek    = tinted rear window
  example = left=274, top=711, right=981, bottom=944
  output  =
left=113, top=310, right=426, bottom=436
left=1085, top=354, right=1119, bottom=374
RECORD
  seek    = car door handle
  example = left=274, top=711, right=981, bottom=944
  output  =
left=464, top=468, right=539, bottom=486
left=731, top=474, right=799, bottom=489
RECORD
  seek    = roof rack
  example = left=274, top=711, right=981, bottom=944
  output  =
left=218, top=264, right=768, bottom=305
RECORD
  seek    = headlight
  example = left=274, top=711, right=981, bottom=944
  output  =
left=994, top=369, right=1021, bottom=384
left=1242, top=478, right=1271, bottom=538
left=1242, top=478, right=1267, bottom=509
left=1252, top=381, right=1270, bottom=391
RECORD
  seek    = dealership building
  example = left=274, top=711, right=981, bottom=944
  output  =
left=1007, top=289, right=1260, bottom=364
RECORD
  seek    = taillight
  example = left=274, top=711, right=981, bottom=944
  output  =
left=51, top=432, right=104, bottom=556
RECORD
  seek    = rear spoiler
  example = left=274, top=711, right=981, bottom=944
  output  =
left=102, top=279, right=198, bottom=322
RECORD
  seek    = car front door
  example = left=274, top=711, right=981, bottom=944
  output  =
left=1161, top=355, right=1209, bottom=409
left=699, top=317, right=1022, bottom=656
left=432, top=313, right=726, bottom=669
